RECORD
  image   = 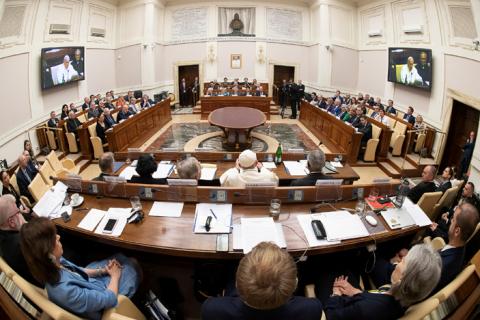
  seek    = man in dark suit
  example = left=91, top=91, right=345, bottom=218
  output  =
left=103, top=109, right=116, bottom=128
left=87, top=103, right=101, bottom=119
left=117, top=105, right=133, bottom=122
left=356, top=116, right=372, bottom=160
left=279, top=80, right=289, bottom=117
left=331, top=90, right=344, bottom=105
left=179, top=78, right=188, bottom=107
left=192, top=77, right=200, bottom=105
left=47, top=111, right=59, bottom=129
left=351, top=107, right=364, bottom=128
left=385, top=99, right=396, bottom=115
left=15, top=154, right=37, bottom=202
left=81, top=97, right=90, bottom=110
left=291, top=150, right=329, bottom=186
left=66, top=111, right=82, bottom=135
left=403, top=106, right=415, bottom=125
left=407, top=165, right=437, bottom=204
left=93, top=152, right=115, bottom=181
left=71, top=49, right=84, bottom=77
left=140, top=94, right=154, bottom=109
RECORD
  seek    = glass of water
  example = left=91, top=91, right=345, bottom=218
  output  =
left=270, top=199, right=281, bottom=219
left=355, top=199, right=366, bottom=218
left=130, top=196, right=142, bottom=212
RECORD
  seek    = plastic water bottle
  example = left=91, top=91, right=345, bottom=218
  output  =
left=394, top=179, right=410, bottom=208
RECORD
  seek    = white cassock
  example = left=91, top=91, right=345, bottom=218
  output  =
left=219, top=168, right=279, bottom=188
left=400, top=65, right=423, bottom=85
left=56, top=63, right=78, bottom=84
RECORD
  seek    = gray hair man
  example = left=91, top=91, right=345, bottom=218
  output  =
left=93, top=152, right=114, bottom=181
left=291, top=150, right=329, bottom=186
left=177, top=157, right=202, bottom=180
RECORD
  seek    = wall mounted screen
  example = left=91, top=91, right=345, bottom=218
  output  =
left=41, top=46, right=85, bottom=90
left=388, top=47, right=432, bottom=91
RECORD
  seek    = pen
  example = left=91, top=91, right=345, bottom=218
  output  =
left=209, top=209, right=218, bottom=220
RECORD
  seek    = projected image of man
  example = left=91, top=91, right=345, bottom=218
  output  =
left=399, top=56, right=423, bottom=86
left=416, top=51, right=430, bottom=87
left=71, top=49, right=84, bottom=77
left=55, top=55, right=78, bottom=84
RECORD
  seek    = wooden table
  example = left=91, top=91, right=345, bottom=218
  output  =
left=208, top=107, right=266, bottom=151
left=200, top=96, right=271, bottom=120
left=54, top=194, right=423, bottom=259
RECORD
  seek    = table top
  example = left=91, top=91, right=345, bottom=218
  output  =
left=55, top=195, right=423, bottom=259
left=208, top=107, right=266, bottom=130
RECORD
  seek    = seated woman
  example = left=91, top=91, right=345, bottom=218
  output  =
left=129, top=154, right=166, bottom=184
left=0, top=170, right=31, bottom=219
left=20, top=218, right=140, bottom=320
left=324, top=244, right=442, bottom=320
left=61, top=104, right=69, bottom=119
left=95, top=113, right=110, bottom=144
left=202, top=242, right=323, bottom=320
left=414, top=115, right=426, bottom=131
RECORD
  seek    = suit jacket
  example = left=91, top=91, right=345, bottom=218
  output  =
left=295, top=84, right=305, bottom=100
left=16, top=168, right=35, bottom=202
left=358, top=123, right=372, bottom=144
left=436, top=181, right=452, bottom=193
left=386, top=106, right=396, bottom=115
left=291, top=172, right=330, bottom=186
left=325, top=292, right=404, bottom=320
left=117, top=111, right=132, bottom=122
left=434, top=246, right=465, bottom=293
left=92, top=173, right=112, bottom=182
left=95, top=122, right=108, bottom=144
left=104, top=115, right=116, bottom=128
left=407, top=181, right=436, bottom=204
left=129, top=176, right=166, bottom=185
left=66, top=118, right=82, bottom=133
left=140, top=99, right=154, bottom=109
left=87, top=108, right=101, bottom=119
left=403, top=114, right=415, bottom=125
left=48, top=118, right=59, bottom=129
left=81, top=103, right=89, bottom=110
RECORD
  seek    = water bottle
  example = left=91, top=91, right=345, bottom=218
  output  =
left=394, top=179, right=410, bottom=208
left=275, top=143, right=283, bottom=164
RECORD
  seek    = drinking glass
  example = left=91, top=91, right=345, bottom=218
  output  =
left=368, top=188, right=379, bottom=201
left=130, top=196, right=142, bottom=212
left=269, top=199, right=281, bottom=219
left=355, top=200, right=366, bottom=218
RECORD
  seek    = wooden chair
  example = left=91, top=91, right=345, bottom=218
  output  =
left=88, top=123, right=106, bottom=160
left=39, top=162, right=56, bottom=187
left=423, top=236, right=447, bottom=251
left=46, top=130, right=57, bottom=150
left=431, top=186, right=460, bottom=221
left=417, top=191, right=443, bottom=219
left=9, top=173, right=32, bottom=208
left=390, top=121, right=406, bottom=156
left=399, top=297, right=440, bottom=320
left=65, top=132, right=79, bottom=153
left=364, top=125, right=381, bottom=162
left=46, top=151, right=79, bottom=175
left=414, top=132, right=426, bottom=153
left=27, top=175, right=49, bottom=202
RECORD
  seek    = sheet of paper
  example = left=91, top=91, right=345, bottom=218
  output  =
left=119, top=166, right=138, bottom=180
left=149, top=202, right=184, bottom=217
left=318, top=211, right=369, bottom=241
left=33, top=190, right=65, bottom=218
left=153, top=164, right=174, bottom=179
left=400, top=198, right=431, bottom=227
left=50, top=205, right=72, bottom=219
left=200, top=167, right=217, bottom=180
left=330, top=161, right=343, bottom=168
left=94, top=208, right=131, bottom=237
left=381, top=206, right=416, bottom=230
left=262, top=162, right=277, bottom=169
left=232, top=223, right=287, bottom=251
left=283, top=161, right=308, bottom=176
left=240, top=217, right=281, bottom=253
left=78, top=209, right=107, bottom=231
left=53, top=181, right=68, bottom=195
left=193, top=203, right=232, bottom=234
left=297, top=214, right=341, bottom=247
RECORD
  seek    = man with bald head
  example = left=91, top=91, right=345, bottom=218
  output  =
left=400, top=56, right=423, bottom=85
left=0, top=195, right=38, bottom=284
left=16, top=153, right=38, bottom=202
left=56, top=54, right=78, bottom=84
left=407, top=165, right=437, bottom=204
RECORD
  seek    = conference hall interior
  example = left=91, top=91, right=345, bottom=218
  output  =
left=0, top=0, right=479, bottom=319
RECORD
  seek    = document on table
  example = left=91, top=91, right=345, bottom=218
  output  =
left=53, top=181, right=68, bottom=195
left=78, top=209, right=106, bottom=231
left=318, top=211, right=369, bottom=241
left=232, top=221, right=287, bottom=252
left=200, top=167, right=217, bottom=180
left=119, top=167, right=138, bottom=180
left=33, top=190, right=65, bottom=218
left=297, top=214, right=341, bottom=247
left=193, top=203, right=232, bottom=234
left=402, top=198, right=432, bottom=227
left=262, top=162, right=277, bottom=169
left=239, top=217, right=285, bottom=253
left=149, top=202, right=184, bottom=217
left=330, top=161, right=343, bottom=168
left=94, top=208, right=131, bottom=237
left=153, top=164, right=174, bottom=179
left=283, top=161, right=308, bottom=176
left=381, top=207, right=416, bottom=230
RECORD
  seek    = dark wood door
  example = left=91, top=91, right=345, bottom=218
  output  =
left=178, top=65, right=199, bottom=107
left=440, top=100, right=479, bottom=174
left=273, top=65, right=295, bottom=105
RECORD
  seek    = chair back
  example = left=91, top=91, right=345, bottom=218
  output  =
left=88, top=123, right=97, bottom=138
left=46, top=151, right=62, bottom=172
left=28, top=175, right=49, bottom=202
left=372, top=124, right=382, bottom=140
left=432, top=186, right=460, bottom=221
left=433, top=264, right=475, bottom=302
left=466, top=223, right=480, bottom=244
left=417, top=191, right=443, bottom=219
left=46, top=130, right=57, bottom=150
left=415, top=133, right=426, bottom=152
left=39, top=162, right=56, bottom=187
left=90, top=137, right=104, bottom=159
left=399, top=297, right=439, bottom=320
left=9, top=174, right=21, bottom=195
left=66, top=133, right=79, bottom=153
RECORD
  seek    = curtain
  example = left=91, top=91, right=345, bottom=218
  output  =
left=218, top=7, right=255, bottom=35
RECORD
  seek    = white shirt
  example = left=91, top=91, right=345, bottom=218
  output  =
left=56, top=63, right=78, bottom=84
left=375, top=115, right=391, bottom=127
left=219, top=167, right=279, bottom=188
left=400, top=65, right=423, bottom=85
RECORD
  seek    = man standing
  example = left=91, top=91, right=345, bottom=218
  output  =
left=180, top=78, right=188, bottom=107
left=459, top=131, right=476, bottom=179
left=192, top=77, right=200, bottom=106
left=279, top=79, right=289, bottom=118
left=292, top=80, right=305, bottom=119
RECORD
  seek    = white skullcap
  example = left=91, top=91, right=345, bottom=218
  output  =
left=238, top=149, right=257, bottom=168
left=64, top=55, right=70, bottom=62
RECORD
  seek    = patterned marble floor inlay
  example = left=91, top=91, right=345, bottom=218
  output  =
left=145, top=123, right=318, bottom=152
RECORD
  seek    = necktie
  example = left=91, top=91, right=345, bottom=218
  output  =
left=23, top=169, right=31, bottom=184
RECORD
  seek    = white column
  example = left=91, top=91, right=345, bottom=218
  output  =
left=141, top=1, right=155, bottom=87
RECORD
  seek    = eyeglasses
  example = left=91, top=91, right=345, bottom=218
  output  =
left=6, top=209, right=20, bottom=222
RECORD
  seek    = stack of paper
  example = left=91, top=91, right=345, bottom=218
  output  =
left=153, top=164, right=174, bottom=179
left=238, top=217, right=286, bottom=253
left=318, top=211, right=369, bottom=241
left=193, top=203, right=232, bottom=234
left=297, top=214, right=341, bottom=247
left=94, top=208, right=131, bottom=237
left=262, top=162, right=277, bottom=169
left=33, top=190, right=65, bottom=218
left=149, top=202, right=184, bottom=217
left=119, top=167, right=138, bottom=180
left=283, top=161, right=308, bottom=176
left=200, top=167, right=217, bottom=180
left=380, top=198, right=430, bottom=229
left=78, top=209, right=106, bottom=231
left=402, top=198, right=432, bottom=227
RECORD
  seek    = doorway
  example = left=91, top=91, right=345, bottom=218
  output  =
left=440, top=100, right=479, bottom=177
left=273, top=65, right=295, bottom=105
left=178, top=64, right=199, bottom=107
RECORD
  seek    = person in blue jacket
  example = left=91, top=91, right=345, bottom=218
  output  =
left=20, top=217, right=140, bottom=320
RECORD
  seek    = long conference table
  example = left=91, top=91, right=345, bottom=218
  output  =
left=52, top=177, right=424, bottom=259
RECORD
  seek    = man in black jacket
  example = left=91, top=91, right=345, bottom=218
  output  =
left=66, top=111, right=82, bottom=135
left=47, top=111, right=59, bottom=129
left=407, top=165, right=436, bottom=203
left=291, top=150, right=329, bottom=186
left=15, top=154, right=37, bottom=203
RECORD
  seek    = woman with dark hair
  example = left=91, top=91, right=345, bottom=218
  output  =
left=23, top=140, right=39, bottom=169
left=95, top=113, right=109, bottom=144
left=129, top=154, right=166, bottom=184
left=436, top=166, right=454, bottom=193
left=61, top=104, right=69, bottom=119
left=20, top=218, right=140, bottom=320
left=0, top=170, right=31, bottom=219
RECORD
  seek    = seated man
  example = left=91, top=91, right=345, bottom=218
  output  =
left=47, top=111, right=59, bottom=129
left=66, top=111, right=82, bottom=135
left=16, top=153, right=37, bottom=203
left=201, top=242, right=323, bottom=320
left=357, top=116, right=372, bottom=160
left=370, top=203, right=479, bottom=294
left=177, top=157, right=202, bottom=180
left=0, top=195, right=39, bottom=285
left=117, top=105, right=132, bottom=122
left=93, top=152, right=115, bottom=181
left=291, top=150, right=329, bottom=186
left=407, top=165, right=437, bottom=204
left=220, top=150, right=278, bottom=187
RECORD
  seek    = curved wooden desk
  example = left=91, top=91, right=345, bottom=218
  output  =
left=208, top=107, right=266, bottom=151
